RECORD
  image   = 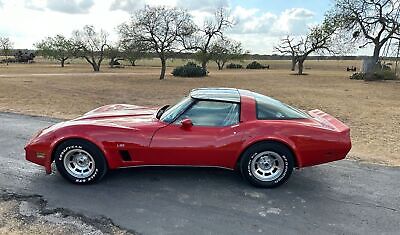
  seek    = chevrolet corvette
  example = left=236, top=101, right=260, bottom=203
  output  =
left=25, top=88, right=351, bottom=188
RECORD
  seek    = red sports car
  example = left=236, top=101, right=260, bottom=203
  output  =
left=25, top=88, right=351, bottom=188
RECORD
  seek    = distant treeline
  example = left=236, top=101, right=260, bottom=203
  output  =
left=170, top=53, right=399, bottom=61
left=1, top=49, right=398, bottom=61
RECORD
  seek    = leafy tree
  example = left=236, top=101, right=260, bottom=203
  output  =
left=35, top=35, right=75, bottom=67
left=0, top=37, right=13, bottom=65
left=330, top=0, right=400, bottom=72
left=119, top=35, right=148, bottom=66
left=210, top=38, right=246, bottom=70
left=119, top=6, right=196, bottom=79
left=73, top=25, right=109, bottom=72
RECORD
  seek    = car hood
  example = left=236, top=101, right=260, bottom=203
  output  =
left=82, top=104, right=156, bottom=119
left=64, top=104, right=163, bottom=130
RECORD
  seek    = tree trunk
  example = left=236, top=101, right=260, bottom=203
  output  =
left=362, top=44, right=383, bottom=74
left=291, top=56, right=296, bottom=71
left=61, top=59, right=65, bottom=67
left=217, top=61, right=222, bottom=70
left=160, top=57, right=166, bottom=80
left=201, top=59, right=207, bottom=70
left=372, top=44, right=381, bottom=65
left=92, top=63, right=100, bottom=72
left=130, top=59, right=136, bottom=66
left=298, top=60, right=304, bottom=75
left=369, top=44, right=382, bottom=72
left=83, top=56, right=100, bottom=72
left=221, top=61, right=226, bottom=70
left=110, top=58, right=115, bottom=68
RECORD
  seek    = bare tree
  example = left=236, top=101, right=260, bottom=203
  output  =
left=73, top=25, right=109, bottom=72
left=181, top=7, right=234, bottom=70
left=276, top=20, right=339, bottom=75
left=0, top=37, right=13, bottom=65
left=119, top=6, right=196, bottom=80
left=331, top=0, right=400, bottom=72
left=274, top=36, right=300, bottom=71
left=35, top=35, right=75, bottom=67
left=210, top=38, right=247, bottom=70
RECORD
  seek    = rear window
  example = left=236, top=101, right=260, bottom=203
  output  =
left=253, top=93, right=309, bottom=120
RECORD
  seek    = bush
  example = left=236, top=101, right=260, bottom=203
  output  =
left=172, top=62, right=207, bottom=77
left=226, top=63, right=243, bottom=69
left=349, top=72, right=365, bottom=80
left=366, top=70, right=398, bottom=81
left=246, top=61, right=267, bottom=69
left=350, top=71, right=398, bottom=81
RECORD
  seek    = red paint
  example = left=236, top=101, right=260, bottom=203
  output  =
left=25, top=91, right=351, bottom=174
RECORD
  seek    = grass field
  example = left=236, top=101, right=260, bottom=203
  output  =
left=0, top=59, right=399, bottom=166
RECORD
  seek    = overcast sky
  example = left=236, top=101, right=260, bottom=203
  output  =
left=0, top=0, right=372, bottom=55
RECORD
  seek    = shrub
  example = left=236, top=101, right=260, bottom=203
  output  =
left=366, top=70, right=398, bottom=81
left=349, top=72, right=365, bottom=80
left=226, top=63, right=243, bottom=69
left=350, top=71, right=398, bottom=81
left=246, top=61, right=267, bottom=69
left=172, top=62, right=207, bottom=77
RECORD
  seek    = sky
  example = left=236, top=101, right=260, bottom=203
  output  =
left=0, top=0, right=352, bottom=55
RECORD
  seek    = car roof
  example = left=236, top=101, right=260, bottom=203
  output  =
left=190, top=88, right=241, bottom=103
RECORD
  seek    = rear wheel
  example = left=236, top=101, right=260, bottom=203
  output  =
left=240, top=142, right=294, bottom=188
left=54, top=140, right=107, bottom=184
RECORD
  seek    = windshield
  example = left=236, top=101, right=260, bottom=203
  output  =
left=252, top=92, right=310, bottom=120
left=160, top=97, right=193, bottom=123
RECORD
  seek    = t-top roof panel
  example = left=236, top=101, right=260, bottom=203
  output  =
left=190, top=88, right=240, bottom=103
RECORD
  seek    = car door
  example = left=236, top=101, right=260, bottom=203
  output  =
left=148, top=100, right=245, bottom=168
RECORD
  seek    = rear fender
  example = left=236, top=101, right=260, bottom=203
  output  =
left=237, top=136, right=302, bottom=168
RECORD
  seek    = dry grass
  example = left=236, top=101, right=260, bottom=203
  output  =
left=0, top=59, right=399, bottom=166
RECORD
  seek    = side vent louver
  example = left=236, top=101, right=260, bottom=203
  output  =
left=119, top=150, right=132, bottom=161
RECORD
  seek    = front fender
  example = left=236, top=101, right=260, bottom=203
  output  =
left=50, top=124, right=153, bottom=170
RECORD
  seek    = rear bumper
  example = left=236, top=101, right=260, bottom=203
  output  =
left=25, top=144, right=52, bottom=174
left=299, top=139, right=351, bottom=168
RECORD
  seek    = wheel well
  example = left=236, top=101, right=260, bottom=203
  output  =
left=235, top=140, right=299, bottom=170
left=51, top=138, right=106, bottom=164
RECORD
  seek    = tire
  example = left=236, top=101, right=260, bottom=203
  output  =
left=240, top=142, right=294, bottom=188
left=54, top=139, right=108, bottom=184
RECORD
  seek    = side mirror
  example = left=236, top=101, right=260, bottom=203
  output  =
left=156, top=105, right=170, bottom=119
left=181, top=118, right=193, bottom=129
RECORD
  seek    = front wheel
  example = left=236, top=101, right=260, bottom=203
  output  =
left=240, top=142, right=294, bottom=188
left=54, top=140, right=108, bottom=184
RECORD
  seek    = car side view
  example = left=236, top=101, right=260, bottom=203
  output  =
left=25, top=88, right=351, bottom=188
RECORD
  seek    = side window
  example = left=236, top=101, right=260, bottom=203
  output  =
left=254, top=93, right=309, bottom=120
left=175, top=100, right=239, bottom=127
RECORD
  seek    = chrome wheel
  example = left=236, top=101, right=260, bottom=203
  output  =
left=63, top=149, right=95, bottom=179
left=250, top=151, right=285, bottom=182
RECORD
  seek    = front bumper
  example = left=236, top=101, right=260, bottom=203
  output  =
left=25, top=143, right=53, bottom=174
